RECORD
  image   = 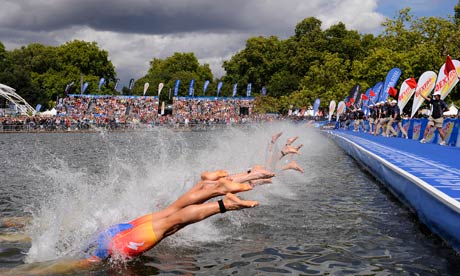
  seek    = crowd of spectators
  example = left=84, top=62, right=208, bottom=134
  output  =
left=0, top=95, right=271, bottom=132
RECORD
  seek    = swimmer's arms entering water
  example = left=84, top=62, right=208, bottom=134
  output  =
left=83, top=167, right=275, bottom=262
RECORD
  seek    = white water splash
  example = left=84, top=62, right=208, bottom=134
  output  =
left=23, top=122, right=313, bottom=263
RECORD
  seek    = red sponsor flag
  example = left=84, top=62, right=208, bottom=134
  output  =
left=388, top=87, right=398, bottom=97
left=346, top=101, right=351, bottom=107
left=349, top=98, right=355, bottom=103
left=444, top=55, right=456, bottom=75
left=405, top=78, right=417, bottom=89
left=361, top=94, right=369, bottom=100
left=369, top=90, right=375, bottom=97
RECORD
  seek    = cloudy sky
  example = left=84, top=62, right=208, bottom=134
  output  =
left=0, top=0, right=455, bottom=86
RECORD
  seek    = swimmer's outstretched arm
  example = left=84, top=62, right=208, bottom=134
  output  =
left=154, top=193, right=258, bottom=239
left=225, top=166, right=275, bottom=183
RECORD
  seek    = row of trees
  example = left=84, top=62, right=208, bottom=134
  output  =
left=0, top=40, right=116, bottom=109
left=0, top=5, right=459, bottom=113
left=225, top=7, right=460, bottom=114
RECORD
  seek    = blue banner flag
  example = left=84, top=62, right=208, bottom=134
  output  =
left=114, top=78, right=120, bottom=90
left=348, top=84, right=361, bottom=103
left=81, top=82, right=89, bottom=94
left=313, top=98, right=321, bottom=116
left=188, top=79, right=195, bottom=96
left=261, top=86, right=267, bottom=96
left=98, top=78, right=105, bottom=91
left=379, top=68, right=401, bottom=103
left=232, top=83, right=238, bottom=97
left=246, top=83, right=252, bottom=97
left=203, top=80, right=210, bottom=95
left=35, top=104, right=42, bottom=112
left=217, top=82, right=223, bottom=96
left=371, top=82, right=383, bottom=104
left=64, top=81, right=74, bottom=95
left=128, top=78, right=135, bottom=90
left=174, top=80, right=181, bottom=96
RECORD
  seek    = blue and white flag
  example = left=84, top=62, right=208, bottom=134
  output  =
left=128, top=78, right=135, bottom=90
left=246, top=83, right=252, bottom=97
left=379, top=68, right=401, bottom=103
left=313, top=98, right=320, bottom=116
left=35, top=104, right=42, bottom=112
left=98, top=78, right=105, bottom=91
left=370, top=82, right=383, bottom=104
left=81, top=82, right=89, bottom=94
left=64, top=81, right=74, bottom=95
left=232, top=83, right=238, bottom=97
left=174, top=80, right=181, bottom=96
left=203, top=80, right=210, bottom=95
left=114, top=79, right=120, bottom=90
left=261, top=86, right=267, bottom=96
left=188, top=79, right=195, bottom=96
left=217, top=82, right=223, bottom=96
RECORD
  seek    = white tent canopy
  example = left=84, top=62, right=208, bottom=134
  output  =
left=444, top=103, right=459, bottom=116
left=40, top=108, right=57, bottom=116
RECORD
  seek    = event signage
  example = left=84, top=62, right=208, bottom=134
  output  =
left=370, top=82, right=383, bottom=104
left=379, top=68, right=401, bottom=103
left=203, top=80, right=210, bottom=95
left=174, top=80, right=181, bottom=96
left=313, top=98, right=320, bottom=116
left=328, top=100, right=336, bottom=122
left=398, top=78, right=417, bottom=112
left=114, top=79, right=120, bottom=91
left=247, top=83, right=252, bottom=97
left=188, top=79, right=195, bottom=96
left=81, top=82, right=89, bottom=94
left=217, top=82, right=223, bottom=96
left=435, top=59, right=460, bottom=100
left=158, top=83, right=164, bottom=97
left=128, top=78, right=135, bottom=90
left=336, top=101, right=345, bottom=121
left=410, top=71, right=437, bottom=118
left=98, top=78, right=105, bottom=91
left=143, top=82, right=150, bottom=96
left=232, top=83, right=238, bottom=97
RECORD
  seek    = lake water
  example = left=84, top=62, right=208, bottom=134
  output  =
left=0, top=122, right=459, bottom=275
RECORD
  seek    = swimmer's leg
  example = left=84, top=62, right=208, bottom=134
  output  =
left=155, top=193, right=258, bottom=239
left=0, top=216, right=31, bottom=229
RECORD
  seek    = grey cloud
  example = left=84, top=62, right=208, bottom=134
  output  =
left=1, top=0, right=284, bottom=35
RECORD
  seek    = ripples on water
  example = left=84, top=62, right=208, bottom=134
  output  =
left=0, top=122, right=459, bottom=275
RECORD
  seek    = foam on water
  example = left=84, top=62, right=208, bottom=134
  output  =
left=21, top=122, right=310, bottom=263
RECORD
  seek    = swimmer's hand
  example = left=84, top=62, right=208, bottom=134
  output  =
left=201, top=170, right=228, bottom=181
left=281, top=161, right=305, bottom=174
left=247, top=165, right=276, bottom=181
left=285, top=136, right=299, bottom=146
left=271, top=132, right=283, bottom=144
left=280, top=145, right=300, bottom=158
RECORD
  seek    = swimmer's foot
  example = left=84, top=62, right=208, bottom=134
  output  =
left=222, top=193, right=258, bottom=211
left=201, top=170, right=228, bottom=181
left=286, top=136, right=299, bottom=146
left=271, top=132, right=283, bottom=144
left=249, top=178, right=272, bottom=186
left=216, top=178, right=252, bottom=195
left=282, top=161, right=305, bottom=173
